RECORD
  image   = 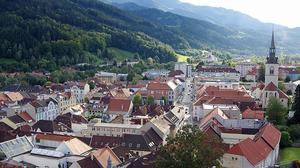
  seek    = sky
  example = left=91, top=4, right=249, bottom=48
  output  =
left=180, top=0, right=300, bottom=28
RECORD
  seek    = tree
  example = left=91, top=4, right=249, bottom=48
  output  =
left=161, top=96, right=168, bottom=105
left=147, top=96, right=155, bottom=105
left=88, top=81, right=95, bottom=90
left=288, top=124, right=300, bottom=141
left=285, top=76, right=291, bottom=83
left=266, top=97, right=287, bottom=125
left=292, top=85, right=300, bottom=124
left=280, top=131, right=292, bottom=148
left=133, top=94, right=142, bottom=106
left=153, top=125, right=224, bottom=168
left=278, top=81, right=286, bottom=92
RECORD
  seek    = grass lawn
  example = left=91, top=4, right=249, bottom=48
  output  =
left=107, top=47, right=134, bottom=62
left=280, top=147, right=300, bottom=164
left=176, top=53, right=190, bottom=62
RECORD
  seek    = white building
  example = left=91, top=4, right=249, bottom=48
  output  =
left=174, top=62, right=192, bottom=78
left=65, top=82, right=90, bottom=103
left=235, top=63, right=257, bottom=78
left=25, top=98, right=59, bottom=121
left=82, top=121, right=142, bottom=137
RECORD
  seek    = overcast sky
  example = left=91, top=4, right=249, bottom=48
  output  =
left=180, top=0, right=300, bottom=28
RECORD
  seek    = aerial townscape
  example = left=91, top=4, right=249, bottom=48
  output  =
left=1, top=0, right=300, bottom=168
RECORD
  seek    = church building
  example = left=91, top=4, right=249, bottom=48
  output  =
left=251, top=31, right=288, bottom=109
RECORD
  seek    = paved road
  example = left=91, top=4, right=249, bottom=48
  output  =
left=176, top=77, right=196, bottom=124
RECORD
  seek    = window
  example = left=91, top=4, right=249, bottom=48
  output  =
left=270, top=66, right=274, bottom=75
left=137, top=144, right=141, bottom=148
left=129, top=143, right=132, bottom=147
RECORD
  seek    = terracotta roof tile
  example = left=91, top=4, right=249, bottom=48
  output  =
left=18, top=111, right=34, bottom=123
left=36, top=133, right=73, bottom=142
left=107, top=98, right=132, bottom=113
left=242, top=108, right=264, bottom=120
left=264, top=82, right=278, bottom=91
left=147, top=82, right=171, bottom=90
left=227, top=138, right=265, bottom=166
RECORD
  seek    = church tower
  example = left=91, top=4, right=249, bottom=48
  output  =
left=265, top=30, right=279, bottom=87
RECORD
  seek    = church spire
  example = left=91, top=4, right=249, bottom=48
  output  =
left=271, top=29, right=275, bottom=49
left=267, top=29, right=278, bottom=64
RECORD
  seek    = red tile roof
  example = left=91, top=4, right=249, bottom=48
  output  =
left=242, top=108, right=264, bottom=120
left=227, top=138, right=265, bottom=166
left=278, top=90, right=288, bottom=99
left=18, top=111, right=34, bottom=122
left=36, top=133, right=73, bottom=142
left=147, top=82, right=171, bottom=90
left=107, top=98, right=132, bottom=113
left=256, top=123, right=281, bottom=149
left=264, top=82, right=278, bottom=91
left=227, top=123, right=281, bottom=166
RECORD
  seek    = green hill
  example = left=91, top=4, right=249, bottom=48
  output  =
left=0, top=0, right=179, bottom=72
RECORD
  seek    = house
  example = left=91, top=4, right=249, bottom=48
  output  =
left=70, top=146, right=122, bottom=168
left=242, top=108, right=264, bottom=120
left=56, top=92, right=77, bottom=113
left=107, top=98, right=133, bottom=117
left=95, top=71, right=117, bottom=83
left=109, top=88, right=131, bottom=99
left=32, top=120, right=73, bottom=134
left=235, top=63, right=257, bottom=78
left=142, top=69, right=169, bottom=80
left=12, top=137, right=92, bottom=168
left=223, top=123, right=281, bottom=168
left=193, top=85, right=255, bottom=121
left=34, top=133, right=73, bottom=148
left=54, top=112, right=88, bottom=134
left=25, top=98, right=59, bottom=121
left=196, top=65, right=240, bottom=82
left=65, top=82, right=90, bottom=103
left=56, top=138, right=92, bottom=156
left=83, top=122, right=142, bottom=137
left=146, top=80, right=181, bottom=105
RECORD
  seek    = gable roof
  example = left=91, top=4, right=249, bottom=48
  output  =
left=255, top=123, right=281, bottom=149
left=92, top=147, right=122, bottom=168
left=242, top=108, right=264, bottom=120
left=5, top=92, right=23, bottom=102
left=227, top=138, right=265, bottom=166
left=107, top=98, right=132, bottom=113
left=264, top=82, right=278, bottom=91
left=147, top=82, right=171, bottom=90
left=58, top=138, right=92, bottom=155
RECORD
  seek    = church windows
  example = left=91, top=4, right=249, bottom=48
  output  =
left=266, top=92, right=267, bottom=97
left=270, top=66, right=274, bottom=75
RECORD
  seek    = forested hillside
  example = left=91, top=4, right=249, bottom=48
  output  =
left=0, top=0, right=179, bottom=72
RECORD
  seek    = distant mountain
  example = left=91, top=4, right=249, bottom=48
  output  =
left=105, top=0, right=300, bottom=55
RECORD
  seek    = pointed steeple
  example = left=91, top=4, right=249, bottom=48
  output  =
left=271, top=29, right=275, bottom=49
left=267, top=28, right=278, bottom=64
